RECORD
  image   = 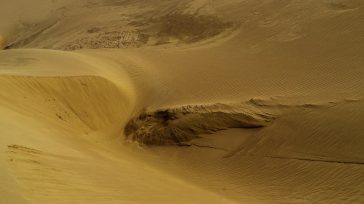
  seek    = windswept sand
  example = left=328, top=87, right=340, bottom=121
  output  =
left=0, top=0, right=364, bottom=203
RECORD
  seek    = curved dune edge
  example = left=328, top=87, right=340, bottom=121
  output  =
left=0, top=74, right=132, bottom=136
left=0, top=74, right=239, bottom=204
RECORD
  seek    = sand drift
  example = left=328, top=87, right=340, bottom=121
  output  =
left=1, top=0, right=364, bottom=203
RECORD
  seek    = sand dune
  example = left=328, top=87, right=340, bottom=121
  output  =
left=0, top=0, right=364, bottom=203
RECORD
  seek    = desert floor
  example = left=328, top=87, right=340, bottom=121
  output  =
left=0, top=0, right=363, bottom=203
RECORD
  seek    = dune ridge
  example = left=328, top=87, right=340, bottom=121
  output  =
left=0, top=74, right=133, bottom=139
left=0, top=0, right=364, bottom=203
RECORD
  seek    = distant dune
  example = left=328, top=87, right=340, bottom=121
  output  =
left=0, top=0, right=364, bottom=204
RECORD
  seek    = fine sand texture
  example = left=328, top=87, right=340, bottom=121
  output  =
left=0, top=0, right=364, bottom=203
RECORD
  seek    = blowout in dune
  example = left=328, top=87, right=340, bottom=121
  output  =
left=0, top=0, right=364, bottom=204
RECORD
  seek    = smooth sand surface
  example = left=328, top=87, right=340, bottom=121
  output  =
left=0, top=0, right=363, bottom=203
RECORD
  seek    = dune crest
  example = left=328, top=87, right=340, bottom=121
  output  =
left=1, top=0, right=364, bottom=203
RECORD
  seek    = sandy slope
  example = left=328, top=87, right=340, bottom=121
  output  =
left=0, top=51, right=236, bottom=204
left=0, top=0, right=364, bottom=203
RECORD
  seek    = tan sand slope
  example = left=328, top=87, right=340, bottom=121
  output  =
left=0, top=0, right=364, bottom=203
left=0, top=63, right=236, bottom=204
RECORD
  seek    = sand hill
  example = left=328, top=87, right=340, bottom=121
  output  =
left=0, top=0, right=363, bottom=203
